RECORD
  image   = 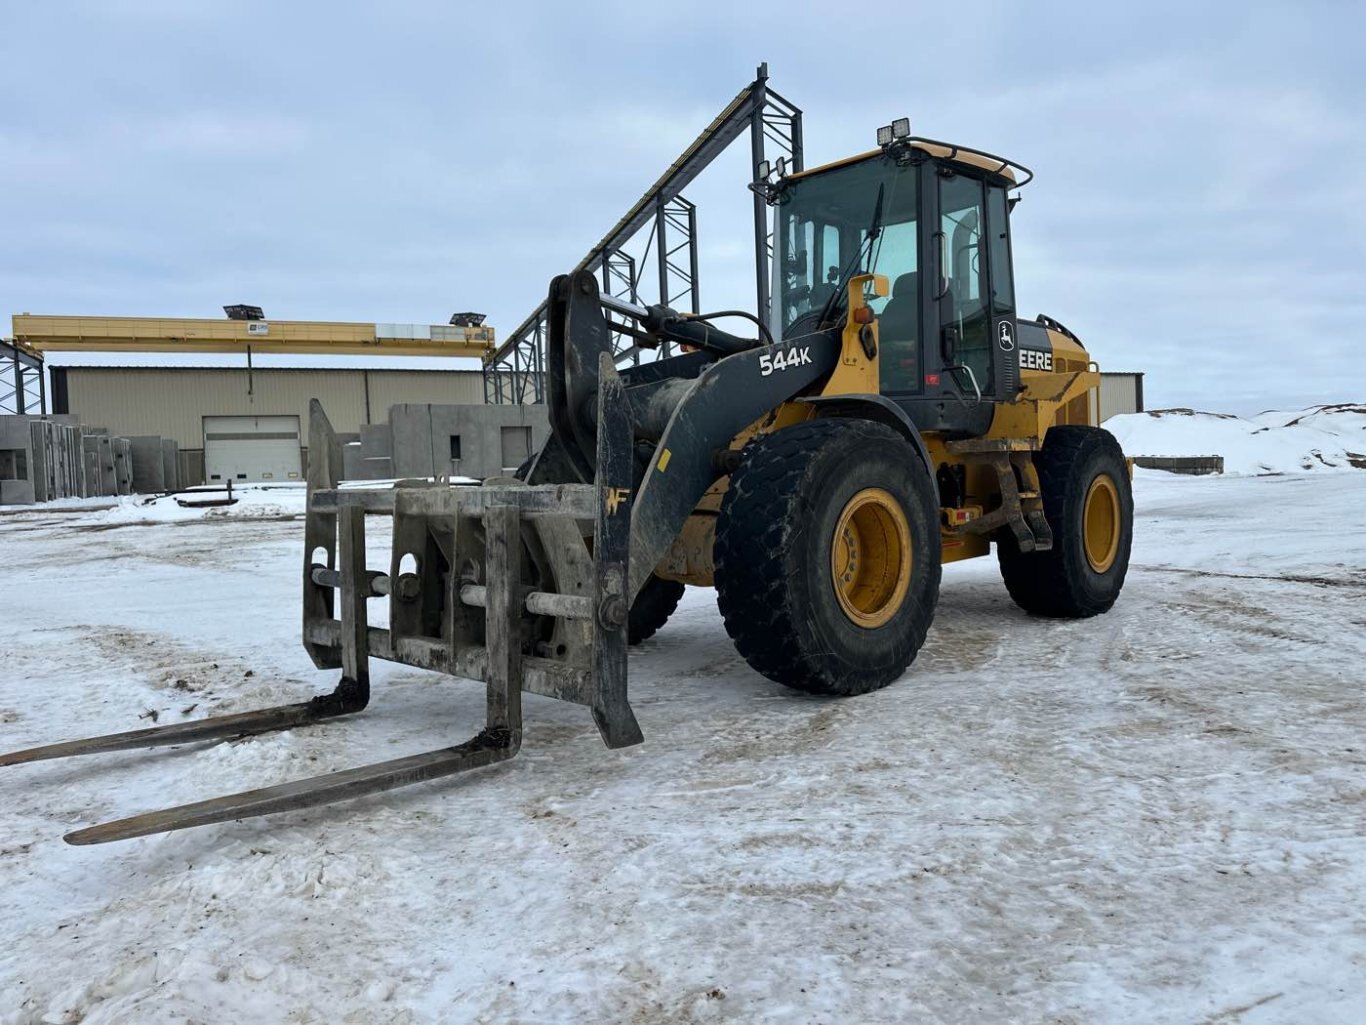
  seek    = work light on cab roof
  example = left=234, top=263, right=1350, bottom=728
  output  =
left=876, top=117, right=912, bottom=147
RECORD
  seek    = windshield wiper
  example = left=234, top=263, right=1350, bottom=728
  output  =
left=817, top=182, right=886, bottom=328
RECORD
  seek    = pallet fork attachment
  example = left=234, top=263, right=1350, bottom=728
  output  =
left=3, top=357, right=639, bottom=845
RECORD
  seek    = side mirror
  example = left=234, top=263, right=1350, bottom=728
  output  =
left=940, top=324, right=958, bottom=364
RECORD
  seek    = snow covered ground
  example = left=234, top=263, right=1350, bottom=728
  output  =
left=1106, top=403, right=1365, bottom=476
left=2, top=468, right=1365, bottom=1023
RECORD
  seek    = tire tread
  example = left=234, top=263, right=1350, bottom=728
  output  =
left=715, top=419, right=939, bottom=694
left=998, top=425, right=1131, bottom=618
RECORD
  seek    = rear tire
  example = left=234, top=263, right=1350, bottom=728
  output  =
left=714, top=419, right=941, bottom=696
left=998, top=425, right=1133, bottom=617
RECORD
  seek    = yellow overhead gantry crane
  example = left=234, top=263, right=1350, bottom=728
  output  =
left=10, top=313, right=496, bottom=359
left=2, top=310, right=495, bottom=413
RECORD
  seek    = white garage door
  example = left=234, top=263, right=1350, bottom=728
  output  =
left=204, top=415, right=302, bottom=483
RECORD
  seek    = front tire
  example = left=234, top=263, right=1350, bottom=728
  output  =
left=714, top=419, right=941, bottom=696
left=628, top=575, right=685, bottom=645
left=998, top=425, right=1133, bottom=617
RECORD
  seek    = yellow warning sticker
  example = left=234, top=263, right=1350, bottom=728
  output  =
left=657, top=449, right=672, bottom=472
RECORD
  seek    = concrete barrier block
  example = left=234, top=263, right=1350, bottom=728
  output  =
left=1132, top=455, right=1224, bottom=476
left=28, top=421, right=53, bottom=502
left=161, top=439, right=180, bottom=491
left=83, top=434, right=117, bottom=496
left=0, top=478, right=36, bottom=505
left=129, top=436, right=167, bottom=493
left=113, top=438, right=134, bottom=495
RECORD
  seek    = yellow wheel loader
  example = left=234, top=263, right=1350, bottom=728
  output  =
left=4, top=125, right=1133, bottom=844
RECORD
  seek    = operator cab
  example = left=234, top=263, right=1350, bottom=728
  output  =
left=770, top=124, right=1030, bottom=437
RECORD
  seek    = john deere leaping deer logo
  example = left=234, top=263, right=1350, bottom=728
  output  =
left=606, top=487, right=632, bottom=515
left=997, top=320, right=1015, bottom=352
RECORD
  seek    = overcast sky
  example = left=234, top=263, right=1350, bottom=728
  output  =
left=3, top=1, right=1364, bottom=413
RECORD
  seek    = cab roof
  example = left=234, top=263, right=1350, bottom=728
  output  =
left=789, top=138, right=1033, bottom=189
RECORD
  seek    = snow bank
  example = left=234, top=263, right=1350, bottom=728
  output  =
left=93, top=477, right=484, bottom=524
left=1252, top=401, right=1366, bottom=435
left=1106, top=403, right=1366, bottom=476
left=0, top=495, right=114, bottom=513
left=98, top=486, right=308, bottom=523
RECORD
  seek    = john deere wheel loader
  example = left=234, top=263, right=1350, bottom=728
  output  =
left=3, top=124, right=1133, bottom=844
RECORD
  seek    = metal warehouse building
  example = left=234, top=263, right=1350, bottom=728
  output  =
left=1099, top=371, right=1145, bottom=421
left=51, top=365, right=487, bottom=484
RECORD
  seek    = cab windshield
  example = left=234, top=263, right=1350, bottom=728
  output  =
left=774, top=157, right=921, bottom=390
left=775, top=158, right=918, bottom=330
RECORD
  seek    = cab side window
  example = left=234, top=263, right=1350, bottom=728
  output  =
left=939, top=174, right=991, bottom=393
left=987, top=184, right=1014, bottom=318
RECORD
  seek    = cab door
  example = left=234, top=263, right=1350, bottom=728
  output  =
left=983, top=180, right=1019, bottom=401
left=903, top=165, right=1018, bottom=437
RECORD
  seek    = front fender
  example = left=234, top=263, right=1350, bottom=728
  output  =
left=797, top=393, right=934, bottom=475
left=627, top=333, right=840, bottom=600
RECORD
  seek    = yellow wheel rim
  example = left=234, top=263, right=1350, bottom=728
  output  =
left=1083, top=475, right=1121, bottom=573
left=830, top=488, right=912, bottom=629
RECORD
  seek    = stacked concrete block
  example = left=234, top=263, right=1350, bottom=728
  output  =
left=342, top=441, right=365, bottom=481
left=113, top=438, right=133, bottom=495
left=129, top=436, right=168, bottom=492
left=83, top=433, right=117, bottom=497
left=358, top=423, right=394, bottom=480
left=27, top=421, right=55, bottom=502
left=334, top=432, right=362, bottom=480
left=388, top=406, right=440, bottom=478
left=82, top=447, right=100, bottom=497
left=1, top=414, right=80, bottom=504
left=179, top=449, right=205, bottom=489
left=32, top=423, right=51, bottom=501
left=66, top=426, right=85, bottom=495
left=0, top=416, right=37, bottom=463
left=3, top=414, right=163, bottom=502
left=27, top=426, right=51, bottom=505
left=53, top=423, right=86, bottom=499
left=30, top=418, right=87, bottom=501
left=0, top=416, right=35, bottom=503
left=388, top=404, right=549, bottom=480
left=2, top=416, right=78, bottom=503
left=0, top=478, right=35, bottom=504
left=161, top=439, right=181, bottom=491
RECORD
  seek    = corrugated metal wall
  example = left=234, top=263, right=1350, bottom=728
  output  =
left=1099, top=372, right=1144, bottom=421
left=366, top=370, right=483, bottom=413
left=62, top=367, right=484, bottom=449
